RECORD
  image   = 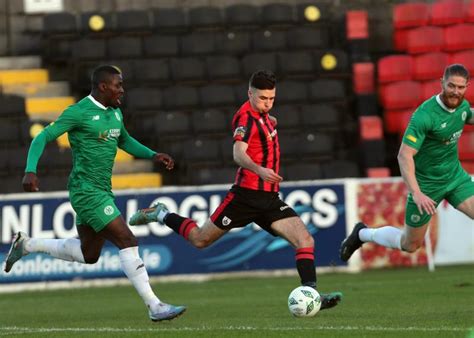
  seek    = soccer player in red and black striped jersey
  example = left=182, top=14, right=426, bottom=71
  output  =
left=130, top=70, right=342, bottom=310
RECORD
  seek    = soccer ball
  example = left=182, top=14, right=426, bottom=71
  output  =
left=288, top=286, right=321, bottom=317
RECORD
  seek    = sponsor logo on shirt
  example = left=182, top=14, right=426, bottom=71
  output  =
left=406, top=134, right=417, bottom=143
left=233, top=126, right=247, bottom=138
left=98, top=129, right=121, bottom=141
left=444, top=129, right=463, bottom=145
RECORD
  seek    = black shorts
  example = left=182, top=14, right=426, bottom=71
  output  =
left=210, top=185, right=298, bottom=236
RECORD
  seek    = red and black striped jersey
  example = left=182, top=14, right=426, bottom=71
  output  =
left=232, top=101, right=280, bottom=192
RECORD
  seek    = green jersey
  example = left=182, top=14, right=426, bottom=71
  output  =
left=402, top=95, right=472, bottom=183
left=26, top=95, right=156, bottom=191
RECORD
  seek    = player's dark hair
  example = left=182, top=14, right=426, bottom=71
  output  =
left=91, top=65, right=122, bottom=89
left=443, top=64, right=470, bottom=81
left=249, top=70, right=276, bottom=90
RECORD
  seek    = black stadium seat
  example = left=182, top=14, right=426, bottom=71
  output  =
left=322, top=160, right=360, bottom=178
left=126, top=87, right=163, bottom=110
left=285, top=162, right=323, bottom=181
left=241, top=52, right=278, bottom=78
left=276, top=80, right=308, bottom=103
left=116, top=10, right=151, bottom=33
left=206, top=55, right=241, bottom=81
left=153, top=8, right=187, bottom=32
left=170, top=57, right=206, bottom=82
left=72, top=38, right=107, bottom=60
left=143, top=34, right=179, bottom=57
left=155, top=111, right=192, bottom=136
left=134, top=59, right=170, bottom=83
left=287, top=27, right=330, bottom=49
left=300, top=103, right=340, bottom=130
left=261, top=3, right=295, bottom=26
left=188, top=6, right=224, bottom=30
left=192, top=109, right=228, bottom=135
left=251, top=29, right=287, bottom=52
left=181, top=32, right=216, bottom=56
left=163, top=85, right=200, bottom=109
left=278, top=50, right=314, bottom=76
left=225, top=4, right=260, bottom=28
left=80, top=12, right=115, bottom=34
left=107, top=36, right=142, bottom=58
left=215, top=31, right=251, bottom=56
left=200, top=84, right=236, bottom=107
left=43, top=12, right=77, bottom=35
left=308, top=79, right=346, bottom=102
left=183, top=137, right=220, bottom=162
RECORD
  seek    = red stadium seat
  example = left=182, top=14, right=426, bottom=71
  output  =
left=406, top=26, right=443, bottom=54
left=430, top=0, right=465, bottom=26
left=353, top=62, right=375, bottom=94
left=443, top=24, right=474, bottom=51
left=466, top=0, right=474, bottom=23
left=379, top=81, right=422, bottom=110
left=384, top=109, right=413, bottom=134
left=420, top=79, right=441, bottom=100
left=346, top=10, right=368, bottom=40
left=412, top=52, right=448, bottom=81
left=462, top=161, right=474, bottom=174
left=366, top=167, right=391, bottom=177
left=465, top=86, right=474, bottom=104
left=459, top=131, right=474, bottom=160
left=359, top=116, right=383, bottom=140
left=393, top=3, right=430, bottom=29
left=393, top=28, right=409, bottom=52
left=449, top=50, right=474, bottom=75
left=378, top=55, right=413, bottom=83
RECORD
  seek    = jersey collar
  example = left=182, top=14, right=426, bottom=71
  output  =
left=435, top=94, right=456, bottom=113
left=87, top=94, right=108, bottom=110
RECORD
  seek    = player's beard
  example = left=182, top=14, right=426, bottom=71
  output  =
left=442, top=92, right=463, bottom=109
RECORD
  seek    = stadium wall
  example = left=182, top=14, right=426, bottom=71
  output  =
left=0, top=177, right=472, bottom=292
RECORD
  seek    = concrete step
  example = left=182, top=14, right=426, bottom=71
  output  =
left=25, top=96, right=75, bottom=120
left=2, top=81, right=70, bottom=97
left=112, top=172, right=162, bottom=190
left=0, top=56, right=42, bottom=69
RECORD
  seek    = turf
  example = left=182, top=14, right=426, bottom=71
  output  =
left=0, top=264, right=472, bottom=337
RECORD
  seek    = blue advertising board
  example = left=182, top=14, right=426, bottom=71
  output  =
left=0, top=182, right=347, bottom=283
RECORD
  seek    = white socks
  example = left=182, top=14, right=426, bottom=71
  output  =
left=359, top=226, right=402, bottom=250
left=119, top=246, right=160, bottom=309
left=157, top=209, right=169, bottom=223
left=25, top=238, right=85, bottom=263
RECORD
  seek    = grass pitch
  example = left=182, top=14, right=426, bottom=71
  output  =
left=0, top=264, right=472, bottom=337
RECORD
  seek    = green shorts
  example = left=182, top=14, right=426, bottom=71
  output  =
left=405, top=173, right=474, bottom=227
left=69, top=183, right=121, bottom=232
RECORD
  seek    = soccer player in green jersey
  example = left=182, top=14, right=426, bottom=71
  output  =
left=3, top=65, right=186, bottom=322
left=340, top=64, right=474, bottom=261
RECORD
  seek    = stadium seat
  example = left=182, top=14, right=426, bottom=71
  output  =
left=126, top=87, right=162, bottom=110
left=43, top=12, right=77, bottom=35
left=366, top=167, right=391, bottom=178
left=377, top=55, right=413, bottom=84
left=465, top=83, right=474, bottom=103
left=192, top=166, right=236, bottom=185
left=287, top=27, right=330, bottom=49
left=233, top=83, right=249, bottom=105
left=308, top=79, right=346, bottom=102
left=278, top=51, right=314, bottom=76
left=393, top=2, right=430, bottom=29
left=206, top=56, right=241, bottom=81
left=71, top=38, right=106, bottom=60
left=241, top=52, right=278, bottom=78
left=0, top=95, right=26, bottom=117
left=143, top=34, right=179, bottom=57
left=192, top=109, right=228, bottom=135
left=353, top=62, right=375, bottom=94
left=346, top=10, right=368, bottom=40
left=459, top=131, right=474, bottom=160
left=276, top=80, right=308, bottom=104
left=384, top=109, right=413, bottom=134
left=284, top=162, right=323, bottom=181
left=430, top=0, right=465, bottom=26
left=321, top=160, right=360, bottom=178
left=461, top=160, right=474, bottom=174
left=134, top=59, right=170, bottom=83
left=215, top=31, right=251, bottom=56
left=225, top=4, right=260, bottom=28
left=0, top=120, right=20, bottom=145
left=219, top=136, right=233, bottom=161
left=80, top=12, right=115, bottom=34
left=393, top=28, right=409, bottom=52
left=359, top=116, right=383, bottom=140
left=116, top=10, right=151, bottom=33
left=107, top=36, right=142, bottom=58
left=251, top=29, right=287, bottom=52
left=181, top=32, right=216, bottom=55
left=170, top=57, right=206, bottom=82
left=261, top=3, right=295, bottom=26
left=183, top=137, right=220, bottom=162
left=379, top=81, right=421, bottom=110
left=466, top=0, right=474, bottom=23
left=293, top=132, right=334, bottom=157
left=155, top=111, right=192, bottom=136
left=188, top=6, right=224, bottom=29
left=273, top=104, right=300, bottom=130
left=296, top=3, right=332, bottom=24
left=420, top=80, right=441, bottom=100
left=314, top=49, right=350, bottom=75
left=359, top=140, right=386, bottom=167
left=406, top=26, right=443, bottom=54
left=163, top=85, right=199, bottom=109
left=442, top=24, right=474, bottom=51
left=300, top=103, right=340, bottom=130
left=412, top=52, right=448, bottom=81
left=152, top=8, right=187, bottom=32
left=449, top=50, right=474, bottom=75
left=355, top=94, right=378, bottom=116
left=199, top=84, right=236, bottom=107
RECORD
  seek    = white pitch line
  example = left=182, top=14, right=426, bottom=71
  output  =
left=0, top=325, right=471, bottom=334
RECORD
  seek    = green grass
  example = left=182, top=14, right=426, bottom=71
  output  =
left=0, top=265, right=473, bottom=338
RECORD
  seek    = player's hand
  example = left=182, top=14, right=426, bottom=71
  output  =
left=257, top=167, right=283, bottom=183
left=269, top=115, right=277, bottom=128
left=154, top=153, right=174, bottom=170
left=412, top=191, right=437, bottom=215
left=22, top=172, right=40, bottom=192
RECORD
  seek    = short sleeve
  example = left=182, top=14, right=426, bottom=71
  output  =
left=402, top=108, right=431, bottom=150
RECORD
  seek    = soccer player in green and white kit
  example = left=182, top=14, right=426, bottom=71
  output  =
left=3, top=65, right=186, bottom=322
left=340, top=64, right=474, bottom=260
